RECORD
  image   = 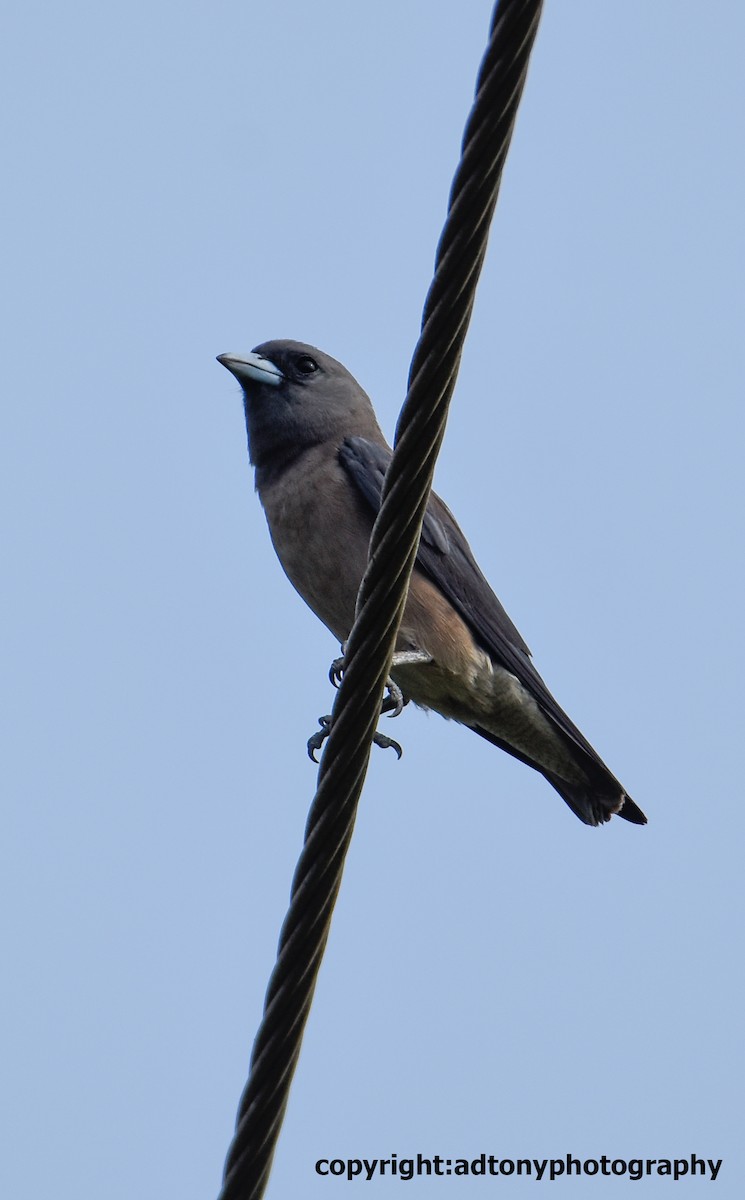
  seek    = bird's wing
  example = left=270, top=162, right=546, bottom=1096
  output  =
left=339, top=436, right=605, bottom=762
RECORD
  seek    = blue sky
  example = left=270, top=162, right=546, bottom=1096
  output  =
left=2, top=2, right=743, bottom=1196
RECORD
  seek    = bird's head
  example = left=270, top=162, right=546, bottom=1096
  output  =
left=217, top=339, right=383, bottom=472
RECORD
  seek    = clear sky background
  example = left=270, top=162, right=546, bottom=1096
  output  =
left=2, top=2, right=743, bottom=1196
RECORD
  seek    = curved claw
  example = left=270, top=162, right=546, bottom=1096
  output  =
left=383, top=678, right=405, bottom=718
left=328, top=656, right=345, bottom=688
left=307, top=715, right=332, bottom=762
left=373, top=731, right=403, bottom=759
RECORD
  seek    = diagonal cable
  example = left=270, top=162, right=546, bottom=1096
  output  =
left=218, top=3, right=544, bottom=1196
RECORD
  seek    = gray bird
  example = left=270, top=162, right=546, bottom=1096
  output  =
left=218, top=339, right=646, bottom=828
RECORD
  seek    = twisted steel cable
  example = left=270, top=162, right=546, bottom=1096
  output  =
left=218, top=2, right=544, bottom=1196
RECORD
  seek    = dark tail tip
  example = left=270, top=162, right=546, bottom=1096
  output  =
left=542, top=773, right=647, bottom=828
left=618, top=795, right=647, bottom=825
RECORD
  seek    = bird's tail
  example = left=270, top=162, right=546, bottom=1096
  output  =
left=540, top=769, right=647, bottom=828
left=469, top=723, right=647, bottom=827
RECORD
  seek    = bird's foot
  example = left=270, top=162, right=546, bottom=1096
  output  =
left=328, top=664, right=407, bottom=720
left=372, top=729, right=403, bottom=759
left=380, top=682, right=406, bottom=718
left=308, top=716, right=333, bottom=762
left=328, top=655, right=346, bottom=688
left=314, top=646, right=429, bottom=761
left=307, top=714, right=402, bottom=761
left=328, top=647, right=429, bottom=714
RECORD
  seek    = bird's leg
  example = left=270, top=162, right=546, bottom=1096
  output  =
left=380, top=650, right=432, bottom=718
left=390, top=649, right=433, bottom=672
left=329, top=647, right=432, bottom=706
left=312, top=646, right=432, bottom=763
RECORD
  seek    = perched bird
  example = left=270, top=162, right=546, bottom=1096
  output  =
left=218, top=339, right=646, bottom=828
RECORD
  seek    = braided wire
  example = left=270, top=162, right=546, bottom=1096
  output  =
left=218, top=3, right=544, bottom=1196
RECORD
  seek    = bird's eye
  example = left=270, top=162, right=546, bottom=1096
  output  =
left=295, top=355, right=318, bottom=376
